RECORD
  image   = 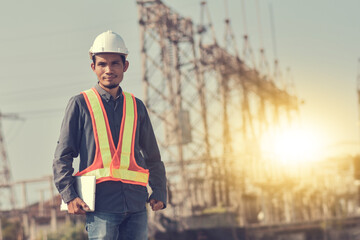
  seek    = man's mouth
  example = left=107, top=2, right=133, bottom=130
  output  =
left=104, top=75, right=117, bottom=80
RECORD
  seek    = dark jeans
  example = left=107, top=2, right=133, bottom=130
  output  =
left=86, top=210, right=148, bottom=240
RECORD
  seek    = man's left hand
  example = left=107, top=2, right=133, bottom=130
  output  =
left=149, top=199, right=164, bottom=211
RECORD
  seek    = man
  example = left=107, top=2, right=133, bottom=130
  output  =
left=53, top=30, right=167, bottom=240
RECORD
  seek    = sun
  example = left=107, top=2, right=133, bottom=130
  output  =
left=261, top=126, right=322, bottom=165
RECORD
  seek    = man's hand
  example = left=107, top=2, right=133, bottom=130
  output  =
left=149, top=199, right=164, bottom=211
left=67, top=197, right=90, bottom=215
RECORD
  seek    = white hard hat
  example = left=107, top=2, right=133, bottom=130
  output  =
left=89, top=30, right=129, bottom=59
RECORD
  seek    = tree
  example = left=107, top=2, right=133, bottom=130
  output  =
left=44, top=222, right=87, bottom=240
left=0, top=217, right=24, bottom=240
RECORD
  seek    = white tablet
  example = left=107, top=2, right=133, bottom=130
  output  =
left=60, top=176, right=96, bottom=212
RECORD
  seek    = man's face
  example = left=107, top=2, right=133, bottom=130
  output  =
left=91, top=53, right=129, bottom=90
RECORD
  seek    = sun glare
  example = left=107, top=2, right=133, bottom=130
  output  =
left=261, top=127, right=322, bottom=165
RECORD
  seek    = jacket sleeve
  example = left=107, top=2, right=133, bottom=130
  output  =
left=138, top=100, right=167, bottom=208
left=53, top=96, right=82, bottom=203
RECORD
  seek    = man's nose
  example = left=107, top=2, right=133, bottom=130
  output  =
left=105, top=65, right=113, bottom=73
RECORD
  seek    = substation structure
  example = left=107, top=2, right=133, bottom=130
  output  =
left=0, top=113, right=83, bottom=239
left=136, top=0, right=360, bottom=235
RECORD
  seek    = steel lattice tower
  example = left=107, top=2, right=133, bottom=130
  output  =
left=0, top=113, right=17, bottom=210
left=137, top=0, right=298, bottom=220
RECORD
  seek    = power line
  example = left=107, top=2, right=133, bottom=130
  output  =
left=0, top=73, right=142, bottom=102
left=0, top=20, right=133, bottom=43
left=0, top=79, right=91, bottom=98
left=269, top=1, right=278, bottom=60
left=17, top=108, right=65, bottom=116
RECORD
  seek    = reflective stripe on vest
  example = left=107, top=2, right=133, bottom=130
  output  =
left=75, top=88, right=149, bottom=186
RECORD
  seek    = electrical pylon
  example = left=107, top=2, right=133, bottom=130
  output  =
left=137, top=0, right=212, bottom=217
left=0, top=112, right=19, bottom=210
left=136, top=0, right=299, bottom=220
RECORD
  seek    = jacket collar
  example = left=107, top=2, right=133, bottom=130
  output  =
left=94, top=83, right=122, bottom=102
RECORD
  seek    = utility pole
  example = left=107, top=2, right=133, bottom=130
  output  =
left=356, top=59, right=360, bottom=207
left=0, top=218, right=2, bottom=240
left=357, top=59, right=360, bottom=153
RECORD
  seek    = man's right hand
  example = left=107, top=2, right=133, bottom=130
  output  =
left=67, top=197, right=90, bottom=215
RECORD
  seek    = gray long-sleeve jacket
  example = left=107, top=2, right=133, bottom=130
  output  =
left=53, top=84, right=167, bottom=213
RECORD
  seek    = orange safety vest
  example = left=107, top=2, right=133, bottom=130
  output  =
left=75, top=88, right=149, bottom=186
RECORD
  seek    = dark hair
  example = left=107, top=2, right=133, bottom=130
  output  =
left=92, top=54, right=126, bottom=65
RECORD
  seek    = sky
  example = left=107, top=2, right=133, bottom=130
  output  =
left=0, top=0, right=359, bottom=206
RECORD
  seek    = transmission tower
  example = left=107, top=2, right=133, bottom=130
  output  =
left=0, top=112, right=19, bottom=210
left=137, top=0, right=299, bottom=222
left=137, top=0, right=212, bottom=217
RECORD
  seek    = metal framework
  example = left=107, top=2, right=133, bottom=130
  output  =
left=137, top=0, right=299, bottom=223
left=0, top=112, right=18, bottom=210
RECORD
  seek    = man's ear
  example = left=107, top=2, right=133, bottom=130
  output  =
left=123, top=61, right=129, bottom=72
left=91, top=62, right=95, bottom=71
